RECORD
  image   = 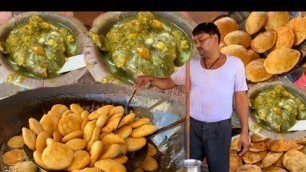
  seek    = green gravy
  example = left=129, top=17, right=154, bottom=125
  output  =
left=88, top=12, right=192, bottom=84
left=0, top=15, right=77, bottom=79
left=249, top=85, right=306, bottom=133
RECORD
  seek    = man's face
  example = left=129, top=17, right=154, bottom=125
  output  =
left=192, top=33, right=218, bottom=57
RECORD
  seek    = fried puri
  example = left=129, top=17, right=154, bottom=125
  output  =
left=22, top=127, right=36, bottom=151
left=29, top=118, right=43, bottom=135
left=2, top=149, right=26, bottom=165
left=275, top=26, right=295, bottom=49
left=7, top=135, right=24, bottom=149
left=246, top=59, right=273, bottom=82
left=42, top=142, right=74, bottom=170
left=66, top=150, right=91, bottom=171
left=265, top=12, right=290, bottom=31
left=126, top=137, right=147, bottom=152
left=130, top=118, right=151, bottom=128
left=94, top=159, right=126, bottom=172
left=251, top=30, right=277, bottom=53
left=214, top=17, right=239, bottom=41
left=221, top=45, right=250, bottom=66
left=264, top=48, right=300, bottom=75
left=245, top=12, right=267, bottom=35
left=224, top=30, right=252, bottom=48
left=130, top=124, right=157, bottom=138
left=65, top=138, right=87, bottom=151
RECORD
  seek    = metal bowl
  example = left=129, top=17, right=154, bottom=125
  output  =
left=247, top=81, right=306, bottom=140
left=0, top=12, right=88, bottom=89
left=0, top=83, right=185, bottom=171
left=84, top=12, right=197, bottom=85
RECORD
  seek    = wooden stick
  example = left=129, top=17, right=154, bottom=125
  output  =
left=185, top=60, right=191, bottom=159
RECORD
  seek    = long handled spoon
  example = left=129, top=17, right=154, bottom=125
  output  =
left=114, top=88, right=138, bottom=133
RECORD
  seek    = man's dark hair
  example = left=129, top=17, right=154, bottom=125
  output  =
left=192, top=22, right=221, bottom=43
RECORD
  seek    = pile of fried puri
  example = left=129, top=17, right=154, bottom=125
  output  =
left=214, top=12, right=305, bottom=83
left=2, top=103, right=160, bottom=172
left=230, top=133, right=306, bottom=172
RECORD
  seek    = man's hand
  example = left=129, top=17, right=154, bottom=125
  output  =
left=238, top=133, right=250, bottom=156
left=135, top=75, right=152, bottom=89
left=135, top=75, right=176, bottom=90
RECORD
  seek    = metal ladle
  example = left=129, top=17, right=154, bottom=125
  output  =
left=114, top=88, right=138, bottom=133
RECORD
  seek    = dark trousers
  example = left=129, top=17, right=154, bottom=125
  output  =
left=190, top=117, right=232, bottom=172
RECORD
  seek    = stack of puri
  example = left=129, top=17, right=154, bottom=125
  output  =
left=214, top=12, right=305, bottom=83
left=230, top=133, right=306, bottom=172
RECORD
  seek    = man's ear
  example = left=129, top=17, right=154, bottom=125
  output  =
left=212, top=34, right=219, bottom=44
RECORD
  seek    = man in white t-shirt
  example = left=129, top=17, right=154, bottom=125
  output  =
left=136, top=22, right=250, bottom=172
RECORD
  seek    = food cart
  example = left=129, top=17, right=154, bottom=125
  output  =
left=0, top=11, right=305, bottom=172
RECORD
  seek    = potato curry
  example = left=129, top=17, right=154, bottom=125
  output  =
left=0, top=15, right=77, bottom=79
left=88, top=12, right=191, bottom=81
left=249, top=85, right=306, bottom=132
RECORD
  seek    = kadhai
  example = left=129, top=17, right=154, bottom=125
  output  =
left=19, top=103, right=160, bottom=171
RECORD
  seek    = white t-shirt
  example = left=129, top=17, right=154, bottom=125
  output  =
left=171, top=55, right=248, bottom=122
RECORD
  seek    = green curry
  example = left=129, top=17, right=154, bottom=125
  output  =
left=0, top=15, right=77, bottom=79
left=88, top=12, right=192, bottom=84
left=249, top=85, right=306, bottom=133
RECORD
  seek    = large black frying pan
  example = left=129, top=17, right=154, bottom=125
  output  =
left=0, top=83, right=186, bottom=172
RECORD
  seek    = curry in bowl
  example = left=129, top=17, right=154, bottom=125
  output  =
left=0, top=15, right=77, bottom=79
left=88, top=12, right=193, bottom=84
left=249, top=85, right=306, bottom=133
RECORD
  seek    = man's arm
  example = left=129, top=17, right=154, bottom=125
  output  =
left=135, top=75, right=177, bottom=90
left=234, top=91, right=250, bottom=156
